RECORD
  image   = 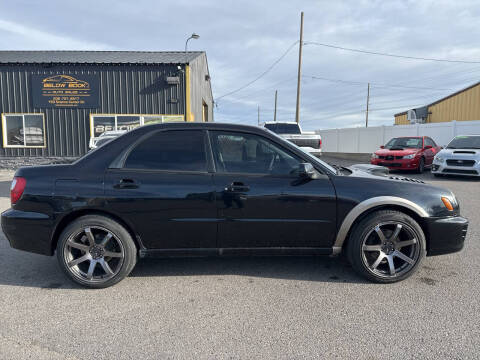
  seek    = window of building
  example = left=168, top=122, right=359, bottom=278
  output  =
left=90, top=114, right=185, bottom=137
left=2, top=113, right=46, bottom=148
left=210, top=131, right=301, bottom=175
left=124, top=130, right=207, bottom=172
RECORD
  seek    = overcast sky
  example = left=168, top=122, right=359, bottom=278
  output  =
left=1, top=0, right=480, bottom=130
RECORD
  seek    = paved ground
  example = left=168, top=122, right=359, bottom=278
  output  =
left=0, top=160, right=479, bottom=359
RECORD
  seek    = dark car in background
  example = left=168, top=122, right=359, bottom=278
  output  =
left=1, top=123, right=467, bottom=288
left=371, top=136, right=441, bottom=173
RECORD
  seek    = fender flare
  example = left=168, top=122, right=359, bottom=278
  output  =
left=332, top=196, right=429, bottom=255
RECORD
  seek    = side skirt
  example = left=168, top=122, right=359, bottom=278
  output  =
left=139, top=247, right=333, bottom=258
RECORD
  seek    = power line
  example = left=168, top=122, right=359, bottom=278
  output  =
left=303, top=75, right=451, bottom=91
left=215, top=41, right=299, bottom=101
left=304, top=41, right=480, bottom=64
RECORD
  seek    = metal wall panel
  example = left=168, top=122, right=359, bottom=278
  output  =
left=0, top=64, right=186, bottom=157
left=427, top=83, right=480, bottom=123
left=189, top=54, right=214, bottom=123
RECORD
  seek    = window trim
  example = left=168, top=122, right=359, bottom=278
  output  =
left=115, top=128, right=211, bottom=174
left=89, top=113, right=185, bottom=138
left=1, top=113, right=46, bottom=149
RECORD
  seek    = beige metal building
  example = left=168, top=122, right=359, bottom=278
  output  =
left=394, top=81, right=480, bottom=125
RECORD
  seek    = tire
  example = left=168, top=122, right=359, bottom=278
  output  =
left=56, top=215, right=137, bottom=288
left=346, top=210, right=426, bottom=283
left=417, top=157, right=425, bottom=173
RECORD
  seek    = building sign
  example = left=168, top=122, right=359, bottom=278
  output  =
left=31, top=74, right=99, bottom=108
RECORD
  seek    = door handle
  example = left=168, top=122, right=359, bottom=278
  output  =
left=114, top=178, right=139, bottom=189
left=225, top=181, right=250, bottom=193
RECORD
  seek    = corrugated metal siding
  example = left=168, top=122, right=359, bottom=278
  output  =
left=189, top=54, right=214, bottom=122
left=0, top=64, right=187, bottom=157
left=427, top=83, right=480, bottom=123
left=394, top=113, right=409, bottom=125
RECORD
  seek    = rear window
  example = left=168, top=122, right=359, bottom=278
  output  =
left=447, top=136, right=480, bottom=149
left=264, top=123, right=301, bottom=134
left=124, top=130, right=207, bottom=171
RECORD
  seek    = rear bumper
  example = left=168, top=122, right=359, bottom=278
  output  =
left=424, top=216, right=468, bottom=256
left=1, top=209, right=53, bottom=256
left=370, top=158, right=419, bottom=170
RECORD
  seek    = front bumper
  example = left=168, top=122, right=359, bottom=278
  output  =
left=431, top=160, right=480, bottom=176
left=1, top=209, right=54, bottom=256
left=424, top=216, right=468, bottom=256
left=371, top=158, right=419, bottom=170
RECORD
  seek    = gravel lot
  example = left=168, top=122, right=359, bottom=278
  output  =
left=0, top=159, right=479, bottom=359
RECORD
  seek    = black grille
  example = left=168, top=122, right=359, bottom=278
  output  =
left=380, top=162, right=401, bottom=167
left=446, top=159, right=475, bottom=167
left=443, top=169, right=478, bottom=175
left=379, top=155, right=403, bottom=160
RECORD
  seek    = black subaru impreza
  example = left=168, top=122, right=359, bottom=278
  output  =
left=1, top=123, right=468, bottom=288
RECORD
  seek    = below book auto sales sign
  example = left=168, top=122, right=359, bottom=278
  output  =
left=31, top=74, right=100, bottom=108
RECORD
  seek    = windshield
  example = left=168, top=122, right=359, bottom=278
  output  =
left=263, top=128, right=336, bottom=174
left=385, top=137, right=422, bottom=149
left=447, top=135, right=480, bottom=149
left=264, top=123, right=301, bottom=134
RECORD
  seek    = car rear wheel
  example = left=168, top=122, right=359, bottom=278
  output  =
left=347, top=210, right=426, bottom=283
left=56, top=215, right=137, bottom=288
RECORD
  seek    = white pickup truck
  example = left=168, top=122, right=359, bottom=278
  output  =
left=263, top=121, right=322, bottom=155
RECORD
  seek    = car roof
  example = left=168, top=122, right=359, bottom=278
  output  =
left=133, top=122, right=268, bottom=133
left=263, top=121, right=298, bottom=124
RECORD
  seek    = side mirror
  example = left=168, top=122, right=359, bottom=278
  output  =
left=380, top=145, right=385, bottom=149
left=424, top=145, right=432, bottom=149
left=297, top=163, right=320, bottom=179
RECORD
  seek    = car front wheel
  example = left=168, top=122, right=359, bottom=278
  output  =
left=347, top=210, right=426, bottom=283
left=56, top=215, right=137, bottom=288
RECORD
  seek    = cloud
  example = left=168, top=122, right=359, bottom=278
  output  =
left=0, top=19, right=112, bottom=50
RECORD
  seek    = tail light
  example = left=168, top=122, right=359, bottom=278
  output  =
left=319, top=138, right=322, bottom=149
left=10, top=177, right=26, bottom=205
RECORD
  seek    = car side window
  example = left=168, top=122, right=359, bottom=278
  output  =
left=425, top=138, right=436, bottom=147
left=124, top=130, right=207, bottom=171
left=210, top=131, right=302, bottom=175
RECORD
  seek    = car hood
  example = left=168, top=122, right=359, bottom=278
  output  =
left=436, top=148, right=480, bottom=158
left=375, top=148, right=419, bottom=156
left=345, top=163, right=426, bottom=184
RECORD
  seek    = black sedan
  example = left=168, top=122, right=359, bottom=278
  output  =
left=1, top=123, right=468, bottom=288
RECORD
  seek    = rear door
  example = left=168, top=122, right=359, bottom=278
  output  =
left=209, top=130, right=337, bottom=250
left=104, top=129, right=217, bottom=250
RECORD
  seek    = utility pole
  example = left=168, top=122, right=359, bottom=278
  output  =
left=365, top=82, right=370, bottom=127
left=295, top=11, right=304, bottom=124
left=257, top=105, right=260, bottom=126
left=274, top=90, right=278, bottom=122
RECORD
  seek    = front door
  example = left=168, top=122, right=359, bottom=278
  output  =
left=209, top=131, right=337, bottom=249
left=104, top=129, right=217, bottom=250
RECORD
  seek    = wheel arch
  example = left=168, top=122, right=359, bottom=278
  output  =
left=333, top=196, right=429, bottom=255
left=50, top=209, right=143, bottom=255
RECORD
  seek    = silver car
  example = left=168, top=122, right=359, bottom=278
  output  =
left=432, top=135, right=480, bottom=177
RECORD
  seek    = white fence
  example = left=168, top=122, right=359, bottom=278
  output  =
left=316, top=120, right=480, bottom=154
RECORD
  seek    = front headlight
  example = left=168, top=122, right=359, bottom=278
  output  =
left=404, top=154, right=415, bottom=159
left=434, top=156, right=444, bottom=162
left=371, top=153, right=379, bottom=159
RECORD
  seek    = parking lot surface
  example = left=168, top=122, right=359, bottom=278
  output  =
left=0, top=161, right=479, bottom=359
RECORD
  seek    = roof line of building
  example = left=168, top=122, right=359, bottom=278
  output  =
left=394, top=80, right=480, bottom=117
left=0, top=50, right=206, bottom=65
